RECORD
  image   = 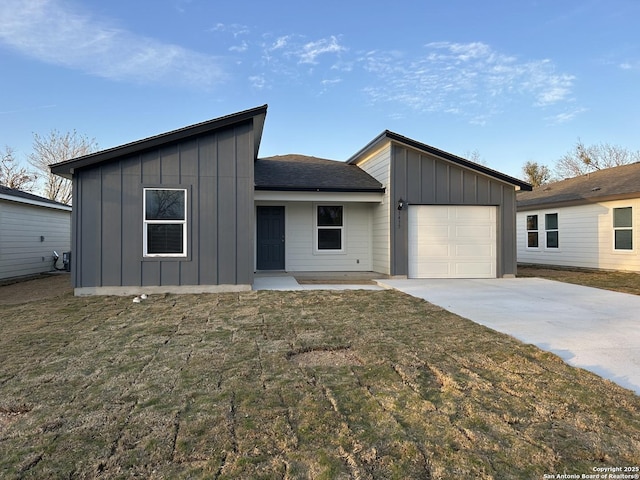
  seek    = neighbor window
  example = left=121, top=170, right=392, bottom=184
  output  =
left=545, top=213, right=559, bottom=248
left=613, top=207, right=633, bottom=250
left=526, top=215, right=539, bottom=248
left=316, top=205, right=343, bottom=251
left=143, top=188, right=187, bottom=256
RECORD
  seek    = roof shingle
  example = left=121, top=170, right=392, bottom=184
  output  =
left=255, top=155, right=385, bottom=192
left=517, top=162, right=640, bottom=209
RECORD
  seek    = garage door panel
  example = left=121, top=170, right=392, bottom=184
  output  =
left=409, top=205, right=497, bottom=279
left=455, top=205, right=495, bottom=220
left=416, top=262, right=451, bottom=276
left=455, top=225, right=495, bottom=238
left=455, top=262, right=494, bottom=276
left=456, top=244, right=493, bottom=257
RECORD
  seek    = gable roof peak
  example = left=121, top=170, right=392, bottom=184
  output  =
left=348, top=130, right=532, bottom=190
left=50, top=104, right=268, bottom=178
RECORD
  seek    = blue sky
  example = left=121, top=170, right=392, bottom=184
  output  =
left=1, top=0, right=639, bottom=179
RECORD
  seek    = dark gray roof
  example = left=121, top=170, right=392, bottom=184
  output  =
left=255, top=155, right=385, bottom=192
left=347, top=130, right=532, bottom=191
left=0, top=184, right=70, bottom=208
left=50, top=105, right=268, bottom=179
left=517, top=162, right=640, bottom=210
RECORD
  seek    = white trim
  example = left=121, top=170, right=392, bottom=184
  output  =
left=254, top=190, right=383, bottom=203
left=143, top=188, right=188, bottom=257
left=0, top=193, right=72, bottom=211
left=525, top=213, right=540, bottom=249
left=544, top=212, right=559, bottom=250
left=314, top=204, right=345, bottom=254
left=613, top=206, right=633, bottom=252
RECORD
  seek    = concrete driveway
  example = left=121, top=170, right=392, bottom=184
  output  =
left=378, top=277, right=640, bottom=395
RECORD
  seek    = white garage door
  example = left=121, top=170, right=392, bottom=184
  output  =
left=408, top=205, right=497, bottom=278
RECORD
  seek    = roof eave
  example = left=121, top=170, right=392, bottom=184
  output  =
left=517, top=191, right=640, bottom=211
left=348, top=130, right=532, bottom=191
left=51, top=104, right=268, bottom=178
left=255, top=186, right=386, bottom=193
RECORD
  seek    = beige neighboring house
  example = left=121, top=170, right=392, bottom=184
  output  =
left=517, top=162, right=640, bottom=272
left=0, top=185, right=71, bottom=280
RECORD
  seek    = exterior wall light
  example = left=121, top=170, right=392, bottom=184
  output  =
left=397, top=198, right=405, bottom=210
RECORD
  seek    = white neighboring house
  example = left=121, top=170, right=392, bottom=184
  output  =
left=517, top=162, right=640, bottom=272
left=0, top=185, right=72, bottom=280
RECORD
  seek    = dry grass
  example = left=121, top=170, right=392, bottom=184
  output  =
left=518, top=264, right=640, bottom=295
left=1, top=287, right=639, bottom=479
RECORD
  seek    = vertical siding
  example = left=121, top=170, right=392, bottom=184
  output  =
left=353, top=145, right=391, bottom=274
left=0, top=201, right=71, bottom=280
left=517, top=199, right=640, bottom=272
left=392, top=144, right=518, bottom=277
left=73, top=121, right=255, bottom=288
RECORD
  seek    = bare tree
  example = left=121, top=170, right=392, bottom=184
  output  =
left=29, top=130, right=98, bottom=205
left=0, top=146, right=38, bottom=191
left=463, top=149, right=487, bottom=166
left=555, top=139, right=640, bottom=179
left=522, top=161, right=552, bottom=188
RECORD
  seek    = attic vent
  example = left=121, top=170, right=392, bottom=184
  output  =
left=591, top=187, right=601, bottom=192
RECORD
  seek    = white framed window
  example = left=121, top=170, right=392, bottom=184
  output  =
left=526, top=214, right=539, bottom=248
left=315, top=205, right=344, bottom=252
left=545, top=213, right=559, bottom=249
left=613, top=207, right=633, bottom=251
left=143, top=188, right=187, bottom=257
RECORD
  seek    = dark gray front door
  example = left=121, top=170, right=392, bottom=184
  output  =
left=257, top=206, right=285, bottom=270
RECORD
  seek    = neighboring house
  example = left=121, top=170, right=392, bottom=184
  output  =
left=0, top=185, right=71, bottom=280
left=517, top=162, right=640, bottom=272
left=50, top=105, right=531, bottom=295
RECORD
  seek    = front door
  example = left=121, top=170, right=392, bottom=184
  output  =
left=256, top=206, right=285, bottom=270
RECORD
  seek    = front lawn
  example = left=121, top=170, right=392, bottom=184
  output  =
left=1, top=289, right=638, bottom=479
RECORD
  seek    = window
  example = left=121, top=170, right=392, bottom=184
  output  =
left=316, top=205, right=343, bottom=251
left=526, top=215, right=538, bottom=248
left=143, top=188, right=187, bottom=256
left=545, top=213, right=559, bottom=248
left=613, top=207, right=633, bottom=250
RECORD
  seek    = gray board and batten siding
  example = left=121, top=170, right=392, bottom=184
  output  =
left=349, top=131, right=530, bottom=278
left=51, top=105, right=267, bottom=295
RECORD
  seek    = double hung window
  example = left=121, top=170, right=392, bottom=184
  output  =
left=316, top=205, right=343, bottom=251
left=526, top=215, right=539, bottom=248
left=613, top=207, right=633, bottom=250
left=545, top=213, right=559, bottom=248
left=143, top=188, right=187, bottom=256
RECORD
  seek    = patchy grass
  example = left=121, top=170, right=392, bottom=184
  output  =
left=518, top=264, right=640, bottom=295
left=0, top=288, right=639, bottom=479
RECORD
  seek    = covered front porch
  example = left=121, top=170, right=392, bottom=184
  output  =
left=252, top=271, right=388, bottom=290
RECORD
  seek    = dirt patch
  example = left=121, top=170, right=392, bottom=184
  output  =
left=0, top=273, right=72, bottom=305
left=289, top=348, right=363, bottom=367
left=0, top=289, right=639, bottom=478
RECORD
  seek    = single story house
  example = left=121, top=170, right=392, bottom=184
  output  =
left=0, top=185, right=71, bottom=280
left=50, top=105, right=531, bottom=295
left=517, top=162, right=640, bottom=272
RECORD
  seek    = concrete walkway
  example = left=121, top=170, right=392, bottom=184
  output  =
left=252, top=275, right=384, bottom=291
left=378, top=278, right=640, bottom=395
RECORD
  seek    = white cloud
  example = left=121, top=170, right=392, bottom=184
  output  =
left=211, top=23, right=250, bottom=38
left=619, top=61, right=640, bottom=71
left=545, top=107, right=588, bottom=125
left=297, top=36, right=346, bottom=64
left=361, top=42, right=576, bottom=123
left=0, top=0, right=226, bottom=88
